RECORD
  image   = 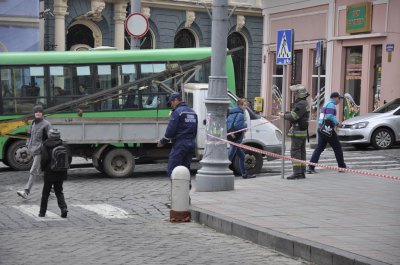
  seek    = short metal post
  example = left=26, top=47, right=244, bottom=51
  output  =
left=170, top=166, right=191, bottom=222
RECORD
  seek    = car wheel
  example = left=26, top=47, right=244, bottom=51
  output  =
left=371, top=128, right=394, bottom=150
left=352, top=144, right=370, bottom=150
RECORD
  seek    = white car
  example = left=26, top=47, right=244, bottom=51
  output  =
left=338, top=98, right=400, bottom=149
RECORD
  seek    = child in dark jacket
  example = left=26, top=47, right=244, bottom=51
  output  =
left=39, top=129, right=68, bottom=218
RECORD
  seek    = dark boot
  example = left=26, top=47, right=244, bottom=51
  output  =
left=61, top=208, right=68, bottom=218
left=287, top=173, right=305, bottom=180
left=39, top=197, right=48, bottom=216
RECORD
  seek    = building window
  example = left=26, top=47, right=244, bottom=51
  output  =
left=228, top=32, right=246, bottom=98
left=272, top=53, right=283, bottom=116
left=291, top=50, right=303, bottom=85
left=344, top=46, right=362, bottom=119
left=66, top=24, right=94, bottom=51
left=311, top=48, right=326, bottom=120
left=174, top=29, right=196, bottom=48
left=372, top=45, right=382, bottom=111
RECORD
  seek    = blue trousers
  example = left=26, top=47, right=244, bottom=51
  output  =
left=228, top=145, right=246, bottom=176
left=167, top=140, right=195, bottom=177
left=309, top=130, right=346, bottom=169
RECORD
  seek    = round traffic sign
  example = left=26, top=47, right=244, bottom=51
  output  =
left=125, top=13, right=149, bottom=38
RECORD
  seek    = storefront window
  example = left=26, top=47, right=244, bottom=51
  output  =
left=272, top=53, right=283, bottom=116
left=373, top=45, right=382, bottom=111
left=291, top=50, right=302, bottom=85
left=344, top=46, right=362, bottom=119
left=311, top=49, right=326, bottom=120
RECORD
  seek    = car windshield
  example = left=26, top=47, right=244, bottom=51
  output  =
left=373, top=98, right=400, bottom=113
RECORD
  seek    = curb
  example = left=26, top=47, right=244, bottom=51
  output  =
left=190, top=206, right=390, bottom=265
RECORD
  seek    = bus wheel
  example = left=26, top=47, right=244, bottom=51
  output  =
left=102, top=149, right=135, bottom=178
left=6, top=140, right=33, bottom=171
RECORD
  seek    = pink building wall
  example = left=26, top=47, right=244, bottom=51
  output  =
left=262, top=0, right=400, bottom=130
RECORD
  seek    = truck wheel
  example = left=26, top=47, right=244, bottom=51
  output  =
left=92, top=156, right=104, bottom=173
left=6, top=140, right=33, bottom=171
left=102, top=149, right=135, bottom=178
left=232, top=150, right=263, bottom=176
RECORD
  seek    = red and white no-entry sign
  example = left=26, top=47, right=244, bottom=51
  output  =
left=125, top=13, right=149, bottom=38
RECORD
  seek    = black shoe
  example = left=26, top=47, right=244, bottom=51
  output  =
left=306, top=167, right=317, bottom=174
left=61, top=209, right=68, bottom=218
left=242, top=174, right=256, bottom=179
left=38, top=212, right=45, bottom=217
left=286, top=174, right=305, bottom=180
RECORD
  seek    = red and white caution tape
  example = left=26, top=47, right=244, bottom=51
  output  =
left=208, top=134, right=400, bottom=182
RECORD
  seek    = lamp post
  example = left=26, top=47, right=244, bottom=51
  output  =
left=195, top=0, right=234, bottom=192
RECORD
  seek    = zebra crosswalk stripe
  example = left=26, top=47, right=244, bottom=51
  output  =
left=73, top=204, right=130, bottom=219
left=13, top=205, right=66, bottom=221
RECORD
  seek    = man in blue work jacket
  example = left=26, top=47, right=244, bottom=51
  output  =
left=157, top=92, right=198, bottom=177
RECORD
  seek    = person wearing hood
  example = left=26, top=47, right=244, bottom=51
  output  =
left=17, top=104, right=51, bottom=199
left=227, top=98, right=255, bottom=179
left=157, top=93, right=198, bottom=178
left=38, top=129, right=68, bottom=218
left=279, top=84, right=310, bottom=179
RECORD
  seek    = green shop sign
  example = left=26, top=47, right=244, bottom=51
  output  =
left=346, top=2, right=372, bottom=34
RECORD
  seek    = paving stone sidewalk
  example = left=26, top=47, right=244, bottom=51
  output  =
left=190, top=170, right=400, bottom=265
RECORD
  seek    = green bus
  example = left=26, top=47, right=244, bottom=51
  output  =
left=0, top=47, right=236, bottom=171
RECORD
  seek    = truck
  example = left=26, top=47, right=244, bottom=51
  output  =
left=36, top=83, right=282, bottom=178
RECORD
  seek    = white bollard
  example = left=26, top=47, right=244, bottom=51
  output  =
left=170, top=166, right=191, bottom=222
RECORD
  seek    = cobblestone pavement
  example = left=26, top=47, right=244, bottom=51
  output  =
left=0, top=164, right=310, bottom=265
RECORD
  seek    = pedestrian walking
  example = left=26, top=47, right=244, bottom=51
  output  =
left=279, top=84, right=310, bottom=179
left=17, top=104, right=51, bottom=199
left=227, top=98, right=255, bottom=179
left=157, top=93, right=198, bottom=177
left=38, top=129, right=69, bottom=218
left=306, top=92, right=347, bottom=174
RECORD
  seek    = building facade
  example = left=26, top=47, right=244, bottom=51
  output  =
left=261, top=0, right=400, bottom=131
left=0, top=0, right=40, bottom=52
left=41, top=0, right=263, bottom=100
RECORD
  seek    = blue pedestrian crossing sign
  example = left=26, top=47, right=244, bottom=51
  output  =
left=276, top=29, right=294, bottom=65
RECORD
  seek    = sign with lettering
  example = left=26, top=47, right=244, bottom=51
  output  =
left=346, top=2, right=372, bottom=34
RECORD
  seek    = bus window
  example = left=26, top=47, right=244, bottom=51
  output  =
left=140, top=63, right=166, bottom=77
left=49, top=66, right=73, bottom=107
left=0, top=66, right=46, bottom=114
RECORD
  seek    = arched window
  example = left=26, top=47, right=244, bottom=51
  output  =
left=66, top=24, right=94, bottom=51
left=228, top=32, right=246, bottom=98
left=174, top=29, right=196, bottom=48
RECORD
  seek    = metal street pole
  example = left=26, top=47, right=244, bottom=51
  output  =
left=195, top=0, right=234, bottom=192
left=316, top=65, right=321, bottom=140
left=130, top=0, right=141, bottom=49
left=281, top=66, right=287, bottom=179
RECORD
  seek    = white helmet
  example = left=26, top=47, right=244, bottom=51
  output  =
left=290, top=84, right=309, bottom=99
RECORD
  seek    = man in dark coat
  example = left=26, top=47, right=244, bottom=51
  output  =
left=279, top=84, right=310, bottom=179
left=39, top=129, right=68, bottom=218
left=157, top=93, right=198, bottom=178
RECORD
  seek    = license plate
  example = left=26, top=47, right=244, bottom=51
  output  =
left=338, top=130, right=347, bottom=136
